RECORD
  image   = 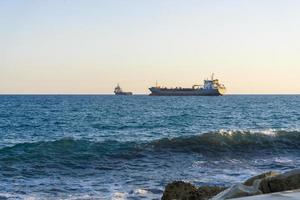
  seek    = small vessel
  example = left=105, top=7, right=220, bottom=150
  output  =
left=114, top=84, right=133, bottom=95
left=149, top=74, right=226, bottom=96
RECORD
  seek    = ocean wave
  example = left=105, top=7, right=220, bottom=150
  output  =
left=1, top=130, right=300, bottom=163
left=149, top=130, right=300, bottom=155
left=0, top=137, right=144, bottom=165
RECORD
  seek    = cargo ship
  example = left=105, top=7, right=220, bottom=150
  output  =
left=149, top=74, right=226, bottom=96
left=114, top=84, right=133, bottom=95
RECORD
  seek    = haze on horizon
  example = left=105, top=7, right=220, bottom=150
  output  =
left=1, top=0, right=300, bottom=94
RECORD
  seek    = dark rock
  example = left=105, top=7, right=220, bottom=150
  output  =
left=161, top=181, right=225, bottom=200
left=198, top=186, right=226, bottom=200
left=260, top=169, right=300, bottom=194
left=244, top=171, right=279, bottom=186
left=162, top=169, right=300, bottom=200
left=161, top=181, right=201, bottom=200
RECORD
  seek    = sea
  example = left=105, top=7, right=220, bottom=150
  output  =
left=0, top=95, right=300, bottom=199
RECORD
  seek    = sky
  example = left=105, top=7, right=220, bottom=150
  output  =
left=1, top=0, right=300, bottom=94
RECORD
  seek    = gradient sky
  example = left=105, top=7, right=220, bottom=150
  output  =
left=1, top=0, right=300, bottom=94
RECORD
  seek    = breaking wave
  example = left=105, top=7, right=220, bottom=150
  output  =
left=1, top=130, right=300, bottom=163
left=149, top=130, right=300, bottom=155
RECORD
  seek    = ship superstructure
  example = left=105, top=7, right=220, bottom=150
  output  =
left=114, top=84, right=133, bottom=95
left=149, top=74, right=226, bottom=96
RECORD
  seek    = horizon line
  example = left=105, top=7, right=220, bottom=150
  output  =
left=0, top=93, right=299, bottom=96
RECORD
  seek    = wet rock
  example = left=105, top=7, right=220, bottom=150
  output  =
left=197, top=186, right=226, bottom=200
left=260, top=169, right=300, bottom=194
left=162, top=169, right=300, bottom=200
left=211, top=183, right=262, bottom=200
left=161, top=181, right=201, bottom=200
left=244, top=171, right=279, bottom=186
left=161, top=181, right=225, bottom=200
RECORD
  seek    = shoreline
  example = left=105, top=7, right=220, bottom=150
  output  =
left=162, top=169, right=300, bottom=200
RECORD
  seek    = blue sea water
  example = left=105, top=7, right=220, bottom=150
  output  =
left=0, top=95, right=300, bottom=199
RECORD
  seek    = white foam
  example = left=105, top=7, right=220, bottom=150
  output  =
left=133, top=188, right=148, bottom=196
left=259, top=129, right=277, bottom=136
left=112, top=192, right=127, bottom=200
left=217, top=128, right=280, bottom=136
left=274, top=157, right=293, bottom=163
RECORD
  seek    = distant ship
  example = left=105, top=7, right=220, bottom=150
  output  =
left=114, top=84, right=133, bottom=95
left=149, top=74, right=226, bottom=96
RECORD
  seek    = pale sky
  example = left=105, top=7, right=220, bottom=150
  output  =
left=1, top=0, right=300, bottom=94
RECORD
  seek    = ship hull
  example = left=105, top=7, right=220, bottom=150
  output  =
left=149, top=87, right=225, bottom=96
left=115, top=92, right=133, bottom=96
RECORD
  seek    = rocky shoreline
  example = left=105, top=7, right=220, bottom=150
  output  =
left=162, top=169, right=300, bottom=200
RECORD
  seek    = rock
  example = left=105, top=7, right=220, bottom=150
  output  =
left=162, top=169, right=300, bottom=200
left=211, top=183, right=262, bottom=200
left=197, top=186, right=226, bottom=200
left=244, top=171, right=279, bottom=186
left=161, top=181, right=201, bottom=200
left=161, top=181, right=225, bottom=200
left=260, top=169, right=300, bottom=194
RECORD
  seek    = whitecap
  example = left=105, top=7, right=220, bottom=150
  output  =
left=274, top=157, right=293, bottom=163
left=133, top=188, right=148, bottom=196
left=112, top=192, right=127, bottom=200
